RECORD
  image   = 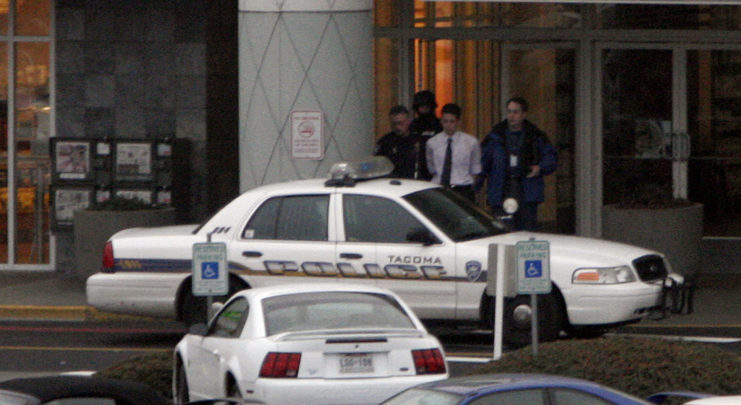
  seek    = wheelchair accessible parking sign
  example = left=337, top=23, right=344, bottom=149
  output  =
left=516, top=240, right=551, bottom=294
left=192, top=242, right=228, bottom=296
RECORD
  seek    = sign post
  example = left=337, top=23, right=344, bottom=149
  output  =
left=192, top=235, right=228, bottom=323
left=515, top=239, right=550, bottom=356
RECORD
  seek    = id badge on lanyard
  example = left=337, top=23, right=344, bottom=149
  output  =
left=509, top=154, right=518, bottom=168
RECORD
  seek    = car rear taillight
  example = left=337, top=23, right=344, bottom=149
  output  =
left=259, top=352, right=301, bottom=378
left=102, top=241, right=114, bottom=272
left=412, top=348, right=446, bottom=374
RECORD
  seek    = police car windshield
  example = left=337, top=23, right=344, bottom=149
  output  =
left=403, top=188, right=509, bottom=242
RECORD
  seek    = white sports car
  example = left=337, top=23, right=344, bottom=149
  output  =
left=87, top=157, right=684, bottom=346
left=172, top=283, right=448, bottom=405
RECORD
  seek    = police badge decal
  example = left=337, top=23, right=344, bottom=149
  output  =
left=465, top=261, right=483, bottom=282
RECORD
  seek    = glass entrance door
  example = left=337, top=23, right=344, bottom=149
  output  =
left=687, top=49, right=741, bottom=236
left=502, top=45, right=576, bottom=234
left=601, top=48, right=676, bottom=209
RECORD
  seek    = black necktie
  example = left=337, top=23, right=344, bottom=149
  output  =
left=441, top=137, right=452, bottom=187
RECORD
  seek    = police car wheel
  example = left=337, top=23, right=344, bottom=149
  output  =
left=180, top=277, right=248, bottom=326
left=503, top=293, right=563, bottom=348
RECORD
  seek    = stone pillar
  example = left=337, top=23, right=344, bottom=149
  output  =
left=238, top=0, right=373, bottom=191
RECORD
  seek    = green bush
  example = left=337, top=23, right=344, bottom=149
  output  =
left=96, top=336, right=741, bottom=401
left=472, top=336, right=741, bottom=398
left=96, top=351, right=173, bottom=399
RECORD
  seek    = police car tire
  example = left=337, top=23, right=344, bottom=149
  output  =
left=180, top=277, right=248, bottom=326
left=503, top=293, right=563, bottom=348
left=174, top=360, right=189, bottom=405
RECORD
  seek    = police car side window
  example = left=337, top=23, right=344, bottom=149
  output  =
left=243, top=195, right=329, bottom=241
left=343, top=195, right=426, bottom=243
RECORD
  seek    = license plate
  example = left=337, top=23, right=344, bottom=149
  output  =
left=339, top=353, right=373, bottom=373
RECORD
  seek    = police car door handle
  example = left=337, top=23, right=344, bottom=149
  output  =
left=340, top=253, right=363, bottom=260
left=242, top=251, right=262, bottom=258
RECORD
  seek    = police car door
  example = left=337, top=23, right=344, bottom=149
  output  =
left=232, top=194, right=338, bottom=286
left=338, top=193, right=456, bottom=319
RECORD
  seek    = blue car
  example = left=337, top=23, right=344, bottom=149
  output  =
left=381, top=373, right=653, bottom=405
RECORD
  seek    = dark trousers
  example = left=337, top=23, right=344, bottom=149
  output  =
left=450, top=184, right=475, bottom=202
left=515, top=202, right=539, bottom=231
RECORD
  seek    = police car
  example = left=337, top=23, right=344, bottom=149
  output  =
left=87, top=157, right=683, bottom=346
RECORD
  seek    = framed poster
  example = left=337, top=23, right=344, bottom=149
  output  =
left=51, top=186, right=93, bottom=230
left=51, top=139, right=93, bottom=182
left=114, top=188, right=154, bottom=204
left=114, top=141, right=155, bottom=182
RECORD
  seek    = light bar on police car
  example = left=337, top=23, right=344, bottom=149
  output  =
left=327, top=156, right=394, bottom=183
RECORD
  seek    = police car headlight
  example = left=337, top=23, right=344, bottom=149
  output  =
left=572, top=266, right=636, bottom=284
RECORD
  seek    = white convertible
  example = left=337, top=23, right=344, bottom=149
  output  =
left=87, top=157, right=684, bottom=346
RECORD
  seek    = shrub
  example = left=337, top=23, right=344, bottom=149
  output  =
left=472, top=336, right=741, bottom=398
left=96, top=351, right=173, bottom=399
left=96, top=336, right=741, bottom=400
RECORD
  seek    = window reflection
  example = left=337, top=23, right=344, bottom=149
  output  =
left=15, top=0, right=50, bottom=36
left=598, top=5, right=741, bottom=30
left=413, top=1, right=581, bottom=28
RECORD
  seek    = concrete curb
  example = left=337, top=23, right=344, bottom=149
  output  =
left=0, top=305, right=154, bottom=322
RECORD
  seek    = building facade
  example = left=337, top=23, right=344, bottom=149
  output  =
left=0, top=0, right=739, bottom=273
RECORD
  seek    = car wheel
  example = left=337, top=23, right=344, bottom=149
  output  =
left=180, top=277, right=248, bottom=326
left=504, top=292, right=563, bottom=348
left=226, top=375, right=242, bottom=399
left=174, top=361, right=189, bottom=405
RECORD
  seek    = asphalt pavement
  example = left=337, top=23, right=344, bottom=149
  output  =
left=0, top=270, right=739, bottom=329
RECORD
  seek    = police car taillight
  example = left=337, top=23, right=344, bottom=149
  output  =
left=102, top=241, right=114, bottom=272
left=412, top=348, right=446, bottom=374
left=326, top=156, right=394, bottom=186
left=259, top=352, right=301, bottom=378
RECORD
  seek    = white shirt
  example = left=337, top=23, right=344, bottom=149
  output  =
left=426, top=131, right=482, bottom=186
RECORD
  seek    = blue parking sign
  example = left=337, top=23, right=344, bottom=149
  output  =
left=525, top=260, right=542, bottom=278
left=516, top=240, right=551, bottom=294
left=192, top=242, right=228, bottom=296
left=201, top=262, right=219, bottom=279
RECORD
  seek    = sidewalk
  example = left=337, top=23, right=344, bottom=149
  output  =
left=0, top=270, right=739, bottom=326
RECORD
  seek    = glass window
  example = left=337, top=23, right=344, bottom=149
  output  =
left=374, top=0, right=399, bottom=27
left=263, top=292, right=415, bottom=336
left=687, top=50, right=741, bottom=236
left=597, top=5, right=741, bottom=30
left=15, top=0, right=50, bottom=36
left=243, top=195, right=329, bottom=241
left=552, top=388, right=615, bottom=405
left=602, top=49, right=674, bottom=207
left=343, top=194, right=428, bottom=243
left=211, top=297, right=249, bottom=338
left=404, top=188, right=508, bottom=242
left=470, top=388, right=546, bottom=405
left=383, top=388, right=462, bottom=405
left=413, top=1, right=581, bottom=28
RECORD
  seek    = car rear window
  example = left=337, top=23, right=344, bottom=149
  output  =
left=262, top=292, right=416, bottom=335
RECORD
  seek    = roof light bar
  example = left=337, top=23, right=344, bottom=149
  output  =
left=325, top=156, right=394, bottom=187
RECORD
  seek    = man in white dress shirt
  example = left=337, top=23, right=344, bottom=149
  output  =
left=425, top=103, right=481, bottom=202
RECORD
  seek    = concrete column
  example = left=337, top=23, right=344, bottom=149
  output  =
left=238, top=0, right=373, bottom=191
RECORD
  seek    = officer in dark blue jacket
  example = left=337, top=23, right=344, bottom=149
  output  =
left=478, top=97, right=557, bottom=231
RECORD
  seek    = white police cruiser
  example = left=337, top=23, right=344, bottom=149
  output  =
left=87, top=157, right=683, bottom=346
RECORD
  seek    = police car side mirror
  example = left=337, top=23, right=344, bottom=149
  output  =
left=407, top=228, right=440, bottom=246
